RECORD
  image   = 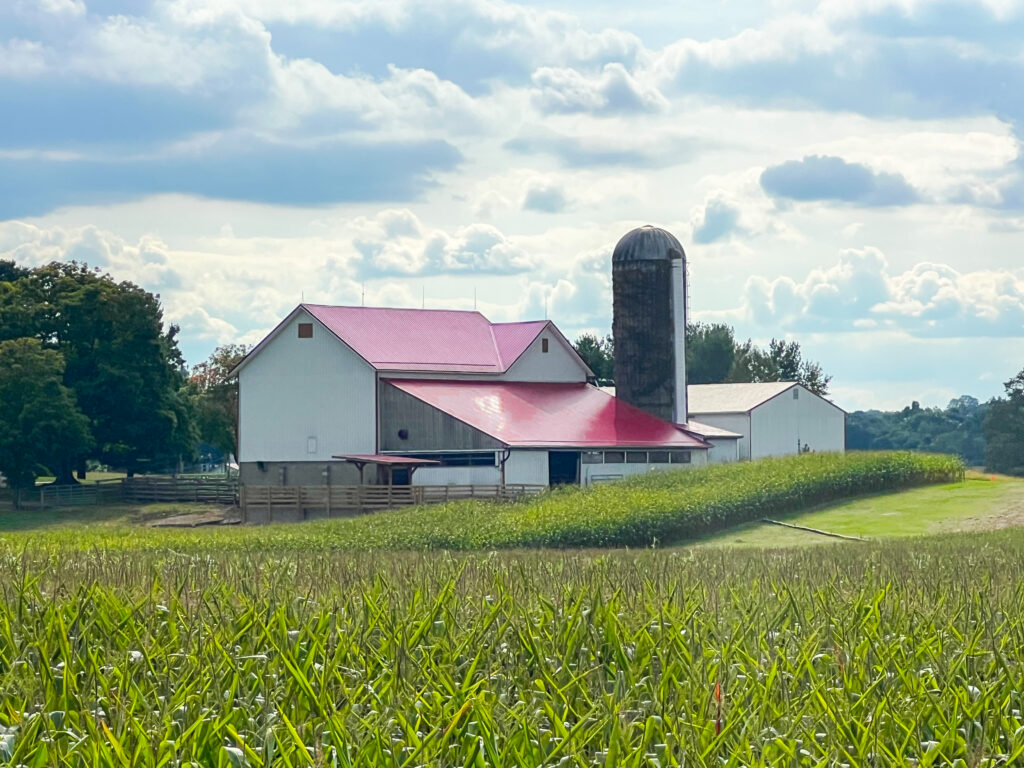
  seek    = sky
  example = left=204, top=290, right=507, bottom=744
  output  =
left=1, top=0, right=1022, bottom=411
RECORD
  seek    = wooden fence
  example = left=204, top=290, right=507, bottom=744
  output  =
left=33, top=477, right=238, bottom=509
left=240, top=484, right=546, bottom=523
left=121, top=477, right=238, bottom=505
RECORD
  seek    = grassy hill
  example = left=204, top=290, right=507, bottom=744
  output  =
left=697, top=471, right=1024, bottom=547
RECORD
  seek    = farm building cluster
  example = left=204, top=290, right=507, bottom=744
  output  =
left=236, top=226, right=845, bottom=506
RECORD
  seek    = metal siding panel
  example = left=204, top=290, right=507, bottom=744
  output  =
left=504, top=451, right=549, bottom=485
left=503, top=333, right=589, bottom=383
left=749, top=386, right=846, bottom=459
left=379, top=382, right=504, bottom=451
left=238, top=310, right=376, bottom=462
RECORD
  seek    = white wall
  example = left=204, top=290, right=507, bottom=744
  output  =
left=504, top=450, right=549, bottom=485
left=411, top=466, right=502, bottom=485
left=238, top=309, right=377, bottom=462
left=707, top=438, right=740, bottom=464
left=687, top=413, right=751, bottom=459
left=582, top=450, right=709, bottom=486
left=503, top=332, right=589, bottom=382
left=749, top=386, right=846, bottom=459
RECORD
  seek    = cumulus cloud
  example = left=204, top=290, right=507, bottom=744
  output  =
left=505, top=128, right=706, bottom=168
left=530, top=63, right=667, bottom=114
left=692, top=197, right=744, bottom=243
left=760, top=155, right=921, bottom=206
left=522, top=179, right=570, bottom=213
left=342, top=210, right=535, bottom=277
left=743, top=246, right=1024, bottom=337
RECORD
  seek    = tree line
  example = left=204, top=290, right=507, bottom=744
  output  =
left=0, top=261, right=245, bottom=504
left=574, top=321, right=832, bottom=395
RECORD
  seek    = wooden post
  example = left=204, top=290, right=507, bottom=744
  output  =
left=326, top=484, right=332, bottom=518
left=267, top=486, right=272, bottom=524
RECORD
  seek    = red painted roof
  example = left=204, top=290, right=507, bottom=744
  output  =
left=303, top=305, right=551, bottom=373
left=386, top=380, right=709, bottom=449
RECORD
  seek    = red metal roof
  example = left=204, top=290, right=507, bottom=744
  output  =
left=303, top=305, right=552, bottom=373
left=385, top=380, right=709, bottom=449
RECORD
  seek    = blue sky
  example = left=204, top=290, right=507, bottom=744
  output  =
left=1, top=0, right=1022, bottom=410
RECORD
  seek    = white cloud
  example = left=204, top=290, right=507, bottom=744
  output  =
left=743, top=246, right=1024, bottom=337
left=530, top=63, right=667, bottom=114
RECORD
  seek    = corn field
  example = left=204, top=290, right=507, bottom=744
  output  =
left=0, top=533, right=1022, bottom=767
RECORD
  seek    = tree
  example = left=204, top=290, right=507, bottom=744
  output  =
left=0, top=261, right=196, bottom=479
left=0, top=260, right=28, bottom=282
left=189, top=343, right=250, bottom=461
left=573, top=333, right=614, bottom=382
left=985, top=371, right=1024, bottom=475
left=0, top=339, right=91, bottom=507
left=685, top=323, right=737, bottom=384
left=731, top=338, right=832, bottom=396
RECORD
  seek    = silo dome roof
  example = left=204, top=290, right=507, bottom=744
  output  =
left=612, top=226, right=685, bottom=263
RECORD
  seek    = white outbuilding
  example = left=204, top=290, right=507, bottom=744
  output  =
left=686, top=382, right=846, bottom=461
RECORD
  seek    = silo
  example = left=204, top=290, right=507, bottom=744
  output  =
left=611, top=226, right=688, bottom=424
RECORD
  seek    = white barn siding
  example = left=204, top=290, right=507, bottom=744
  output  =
left=582, top=451, right=709, bottom=486
left=688, top=413, right=751, bottom=459
left=411, top=466, right=502, bottom=486
left=707, top=438, right=740, bottom=464
left=749, top=387, right=846, bottom=459
left=504, top=450, right=549, bottom=485
left=503, top=333, right=589, bottom=382
left=238, top=310, right=377, bottom=462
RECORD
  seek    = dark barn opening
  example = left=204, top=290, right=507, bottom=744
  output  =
left=548, top=451, right=580, bottom=485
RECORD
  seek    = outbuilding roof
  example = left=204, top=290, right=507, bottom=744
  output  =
left=301, top=305, right=573, bottom=374
left=687, top=382, right=798, bottom=414
left=385, top=379, right=709, bottom=449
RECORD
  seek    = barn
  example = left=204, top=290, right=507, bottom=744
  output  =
left=235, top=304, right=711, bottom=493
left=687, top=382, right=847, bottom=461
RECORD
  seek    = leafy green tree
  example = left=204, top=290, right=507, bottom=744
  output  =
left=847, top=395, right=988, bottom=466
left=730, top=338, right=832, bottom=396
left=0, top=260, right=28, bottom=282
left=685, top=323, right=736, bottom=384
left=985, top=371, right=1024, bottom=475
left=0, top=261, right=196, bottom=479
left=0, top=339, right=91, bottom=507
left=189, top=344, right=250, bottom=461
left=573, top=333, right=614, bottom=382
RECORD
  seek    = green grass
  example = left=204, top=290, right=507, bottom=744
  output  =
left=698, top=473, right=1024, bottom=547
left=1, top=533, right=1024, bottom=765
left=0, top=503, right=228, bottom=531
left=0, top=452, right=963, bottom=551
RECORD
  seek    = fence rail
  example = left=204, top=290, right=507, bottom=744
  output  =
left=240, top=484, right=546, bottom=523
left=33, top=477, right=238, bottom=509
left=122, top=477, right=238, bottom=504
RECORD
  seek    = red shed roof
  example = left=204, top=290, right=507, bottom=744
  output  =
left=386, top=379, right=709, bottom=449
left=302, top=305, right=556, bottom=373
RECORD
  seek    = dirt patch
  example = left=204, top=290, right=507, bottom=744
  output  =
left=148, top=509, right=241, bottom=528
left=945, top=481, right=1024, bottom=533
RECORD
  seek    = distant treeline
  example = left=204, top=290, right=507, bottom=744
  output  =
left=848, top=372, right=1024, bottom=474
left=846, top=397, right=987, bottom=467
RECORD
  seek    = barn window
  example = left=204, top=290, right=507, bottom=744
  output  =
left=793, top=388, right=799, bottom=400
left=648, top=451, right=670, bottom=464
left=604, top=451, right=625, bottom=464
left=626, top=451, right=648, bottom=463
left=582, top=451, right=603, bottom=464
left=670, top=451, right=692, bottom=464
left=541, top=338, right=549, bottom=353
left=298, top=323, right=313, bottom=338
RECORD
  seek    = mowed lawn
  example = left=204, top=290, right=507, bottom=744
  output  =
left=696, top=473, right=1024, bottom=548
